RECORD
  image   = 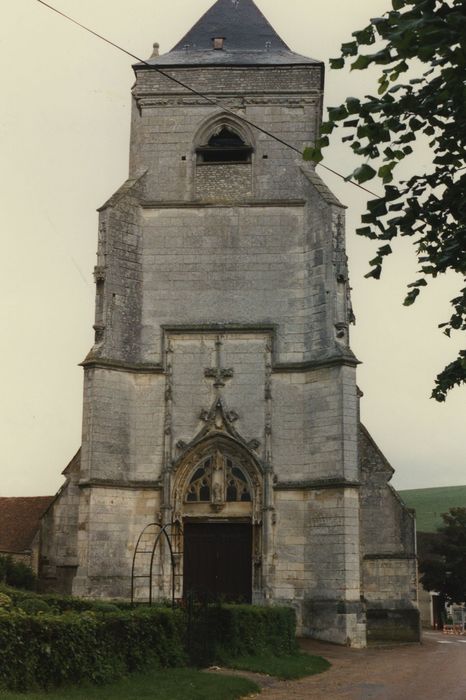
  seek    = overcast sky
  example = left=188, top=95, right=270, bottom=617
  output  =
left=1, top=0, right=464, bottom=497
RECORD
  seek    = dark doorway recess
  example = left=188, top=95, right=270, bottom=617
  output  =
left=183, top=522, right=252, bottom=603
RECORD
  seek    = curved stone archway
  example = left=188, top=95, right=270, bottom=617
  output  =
left=172, top=434, right=263, bottom=524
left=171, top=434, right=265, bottom=602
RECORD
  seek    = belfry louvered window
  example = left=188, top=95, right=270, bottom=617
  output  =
left=196, top=127, right=253, bottom=164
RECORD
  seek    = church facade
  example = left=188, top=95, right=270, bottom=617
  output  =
left=40, top=0, right=420, bottom=646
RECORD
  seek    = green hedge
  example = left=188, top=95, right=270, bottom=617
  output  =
left=0, top=584, right=138, bottom=614
left=0, top=590, right=297, bottom=691
left=0, top=607, right=186, bottom=691
left=187, top=604, right=297, bottom=666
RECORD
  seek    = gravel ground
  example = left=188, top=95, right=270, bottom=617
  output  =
left=233, top=631, right=466, bottom=700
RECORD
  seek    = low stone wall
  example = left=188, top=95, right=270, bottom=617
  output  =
left=366, top=608, right=421, bottom=644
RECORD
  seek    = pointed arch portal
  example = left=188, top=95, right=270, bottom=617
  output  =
left=172, top=418, right=263, bottom=603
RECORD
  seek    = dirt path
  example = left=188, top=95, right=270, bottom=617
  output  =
left=237, top=631, right=466, bottom=700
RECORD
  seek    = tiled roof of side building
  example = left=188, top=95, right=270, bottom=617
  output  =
left=137, top=0, right=321, bottom=68
left=0, top=497, right=54, bottom=554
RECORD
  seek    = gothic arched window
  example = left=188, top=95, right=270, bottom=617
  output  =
left=196, top=127, right=253, bottom=164
left=226, top=458, right=251, bottom=502
left=186, top=457, right=212, bottom=502
left=184, top=453, right=252, bottom=504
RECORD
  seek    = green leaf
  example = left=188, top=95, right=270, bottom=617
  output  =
left=368, top=198, right=388, bottom=217
left=346, top=97, right=361, bottom=114
left=317, top=136, right=330, bottom=148
left=404, top=289, right=420, bottom=306
left=356, top=226, right=377, bottom=239
left=328, top=105, right=349, bottom=121
left=378, top=245, right=393, bottom=256
left=303, top=146, right=323, bottom=163
left=352, top=26, right=375, bottom=45
left=320, top=121, right=336, bottom=135
left=392, top=0, right=404, bottom=8
left=353, top=164, right=377, bottom=183
left=378, top=80, right=389, bottom=95
left=409, top=117, right=424, bottom=131
left=351, top=55, right=371, bottom=71
left=330, top=57, right=345, bottom=69
left=341, top=41, right=358, bottom=57
left=365, top=266, right=382, bottom=280
left=378, top=162, right=396, bottom=183
left=407, top=279, right=428, bottom=288
left=385, top=185, right=401, bottom=201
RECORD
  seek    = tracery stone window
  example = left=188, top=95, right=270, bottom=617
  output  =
left=186, top=457, right=212, bottom=502
left=184, top=452, right=251, bottom=505
left=226, top=458, right=251, bottom=502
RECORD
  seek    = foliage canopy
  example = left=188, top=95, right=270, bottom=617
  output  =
left=0, top=555, right=36, bottom=591
left=419, top=507, right=466, bottom=603
left=305, top=0, right=466, bottom=400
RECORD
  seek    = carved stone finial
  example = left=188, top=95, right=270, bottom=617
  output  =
left=204, top=337, right=234, bottom=389
left=199, top=409, right=210, bottom=422
left=227, top=410, right=239, bottom=423
left=150, top=42, right=160, bottom=58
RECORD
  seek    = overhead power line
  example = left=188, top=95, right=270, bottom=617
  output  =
left=36, top=0, right=379, bottom=198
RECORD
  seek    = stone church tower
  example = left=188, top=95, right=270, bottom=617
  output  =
left=40, top=0, right=420, bottom=646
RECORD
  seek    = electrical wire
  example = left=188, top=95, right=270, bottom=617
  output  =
left=36, top=0, right=379, bottom=198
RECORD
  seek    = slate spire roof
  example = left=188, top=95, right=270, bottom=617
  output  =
left=144, top=0, right=320, bottom=67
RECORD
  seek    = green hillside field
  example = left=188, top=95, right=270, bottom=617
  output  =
left=398, top=485, right=466, bottom=533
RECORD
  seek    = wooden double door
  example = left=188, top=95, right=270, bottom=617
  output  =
left=183, top=522, right=252, bottom=603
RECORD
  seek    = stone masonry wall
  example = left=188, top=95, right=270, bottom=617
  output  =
left=273, top=487, right=365, bottom=646
left=73, top=487, right=161, bottom=600
left=358, top=425, right=420, bottom=642
left=195, top=163, right=252, bottom=201
left=272, top=364, right=358, bottom=482
left=95, top=176, right=145, bottom=365
left=80, top=368, right=165, bottom=484
left=39, top=457, right=80, bottom=594
left=140, top=204, right=305, bottom=363
left=359, top=426, right=416, bottom=558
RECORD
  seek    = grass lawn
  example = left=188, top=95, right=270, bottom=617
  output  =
left=0, top=668, right=259, bottom=700
left=399, top=485, right=466, bottom=532
left=224, top=653, right=331, bottom=680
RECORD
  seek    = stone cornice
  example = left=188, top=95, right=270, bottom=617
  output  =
left=79, top=479, right=162, bottom=491
left=274, top=478, right=360, bottom=491
left=81, top=348, right=359, bottom=376
left=135, top=95, right=319, bottom=109
left=141, top=199, right=306, bottom=209
left=162, top=323, right=276, bottom=335
left=80, top=358, right=164, bottom=374
left=363, top=553, right=415, bottom=561
left=273, top=354, right=360, bottom=373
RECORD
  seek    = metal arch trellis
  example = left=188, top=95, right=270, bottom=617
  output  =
left=131, top=522, right=183, bottom=608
